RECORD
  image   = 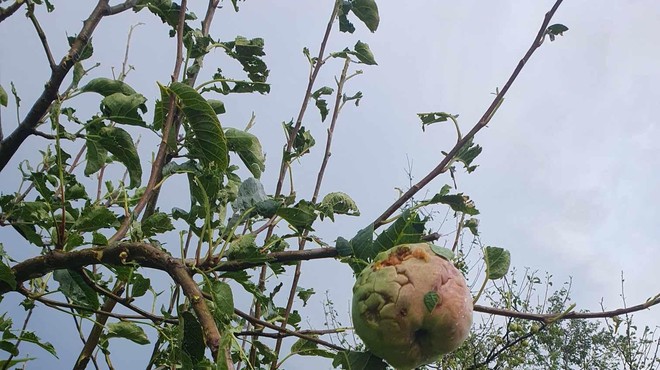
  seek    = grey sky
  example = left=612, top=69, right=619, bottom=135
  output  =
left=1, top=1, right=659, bottom=368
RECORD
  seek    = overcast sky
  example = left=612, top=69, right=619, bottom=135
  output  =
left=1, top=1, right=660, bottom=369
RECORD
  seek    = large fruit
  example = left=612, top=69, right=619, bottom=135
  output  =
left=351, top=243, right=473, bottom=369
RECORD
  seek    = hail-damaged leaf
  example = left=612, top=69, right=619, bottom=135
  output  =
left=100, top=93, right=148, bottom=126
left=53, top=270, right=99, bottom=314
left=423, top=291, right=440, bottom=313
left=354, top=41, right=377, bottom=65
left=454, top=138, right=482, bottom=173
left=373, top=209, right=425, bottom=253
left=429, top=244, right=454, bottom=261
left=464, top=218, right=479, bottom=235
left=96, top=126, right=142, bottom=188
left=225, top=128, right=265, bottom=178
left=319, top=192, right=360, bottom=221
left=276, top=200, right=317, bottom=233
left=141, top=212, right=174, bottom=237
left=80, top=78, right=137, bottom=97
left=168, top=82, right=228, bottom=170
left=0, top=260, right=16, bottom=290
left=417, top=112, right=457, bottom=131
left=232, top=177, right=267, bottom=213
left=484, top=246, right=511, bottom=280
left=283, top=121, right=315, bottom=161
left=106, top=322, right=150, bottom=345
left=547, top=24, right=569, bottom=41
left=311, top=86, right=334, bottom=122
left=351, top=0, right=379, bottom=32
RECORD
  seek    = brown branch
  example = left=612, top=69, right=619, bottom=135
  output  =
left=474, top=293, right=660, bottom=324
left=0, top=242, right=340, bottom=294
left=372, top=0, right=565, bottom=229
left=234, top=309, right=344, bottom=352
left=0, top=0, right=133, bottom=173
left=73, top=284, right=123, bottom=370
left=26, top=1, right=56, bottom=69
left=0, top=0, right=24, bottom=23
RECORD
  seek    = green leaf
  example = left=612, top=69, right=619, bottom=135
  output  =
left=207, top=99, right=226, bottom=114
left=95, top=126, right=142, bottom=188
left=141, top=211, right=174, bottom=237
left=338, top=2, right=355, bottom=34
left=84, top=123, right=108, bottom=176
left=100, top=93, right=148, bottom=126
left=0, top=85, right=7, bottom=107
left=423, top=291, right=440, bottom=313
left=354, top=41, right=377, bottom=65
left=319, top=192, right=360, bottom=221
left=255, top=199, right=282, bottom=218
left=18, top=331, right=58, bottom=358
left=225, top=128, right=265, bottom=178
left=80, top=78, right=138, bottom=97
left=53, top=270, right=99, bottom=313
left=106, top=322, right=150, bottom=345
left=332, top=350, right=388, bottom=370
left=454, top=138, right=482, bottom=173
left=547, top=24, right=569, bottom=41
left=290, top=337, right=336, bottom=358
left=484, top=246, right=511, bottom=280
left=464, top=218, right=479, bottom=235
left=426, top=191, right=479, bottom=216
left=283, top=121, right=315, bottom=161
left=296, top=287, right=315, bottom=307
left=205, top=280, right=234, bottom=324
left=168, top=82, right=228, bottom=169
left=429, top=244, right=454, bottom=261
left=91, top=232, right=108, bottom=246
left=276, top=200, right=318, bottom=233
left=0, top=358, right=35, bottom=368
left=180, top=311, right=205, bottom=364
left=373, top=210, right=425, bottom=254
left=233, top=177, right=267, bottom=213
left=417, top=112, right=456, bottom=131
left=74, top=205, right=118, bottom=232
left=0, top=261, right=16, bottom=290
left=351, top=0, right=379, bottom=32
left=311, top=86, right=334, bottom=122
left=130, top=274, right=150, bottom=298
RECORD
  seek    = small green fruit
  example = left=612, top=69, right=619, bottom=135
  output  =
left=351, top=243, right=473, bottom=370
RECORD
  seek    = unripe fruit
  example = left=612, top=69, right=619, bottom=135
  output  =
left=351, top=243, right=473, bottom=370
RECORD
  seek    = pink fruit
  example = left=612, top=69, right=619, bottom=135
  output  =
left=351, top=243, right=473, bottom=369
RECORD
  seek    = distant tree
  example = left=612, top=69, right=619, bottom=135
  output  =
left=0, top=1, right=658, bottom=369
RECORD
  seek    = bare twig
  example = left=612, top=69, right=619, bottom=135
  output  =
left=26, top=2, right=56, bottom=69
left=372, top=0, right=565, bottom=229
left=270, top=57, right=352, bottom=368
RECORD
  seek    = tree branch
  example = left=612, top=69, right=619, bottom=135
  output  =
left=372, top=0, right=565, bottom=229
left=0, top=0, right=133, bottom=173
left=0, top=0, right=24, bottom=23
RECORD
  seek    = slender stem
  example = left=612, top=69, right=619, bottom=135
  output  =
left=270, top=57, right=352, bottom=369
left=371, top=0, right=565, bottom=229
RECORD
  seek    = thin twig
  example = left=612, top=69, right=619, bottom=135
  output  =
left=26, top=2, right=56, bottom=69
left=372, top=0, right=565, bottom=229
left=270, top=57, right=352, bottom=368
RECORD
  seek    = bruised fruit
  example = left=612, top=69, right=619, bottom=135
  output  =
left=351, top=243, right=473, bottom=370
